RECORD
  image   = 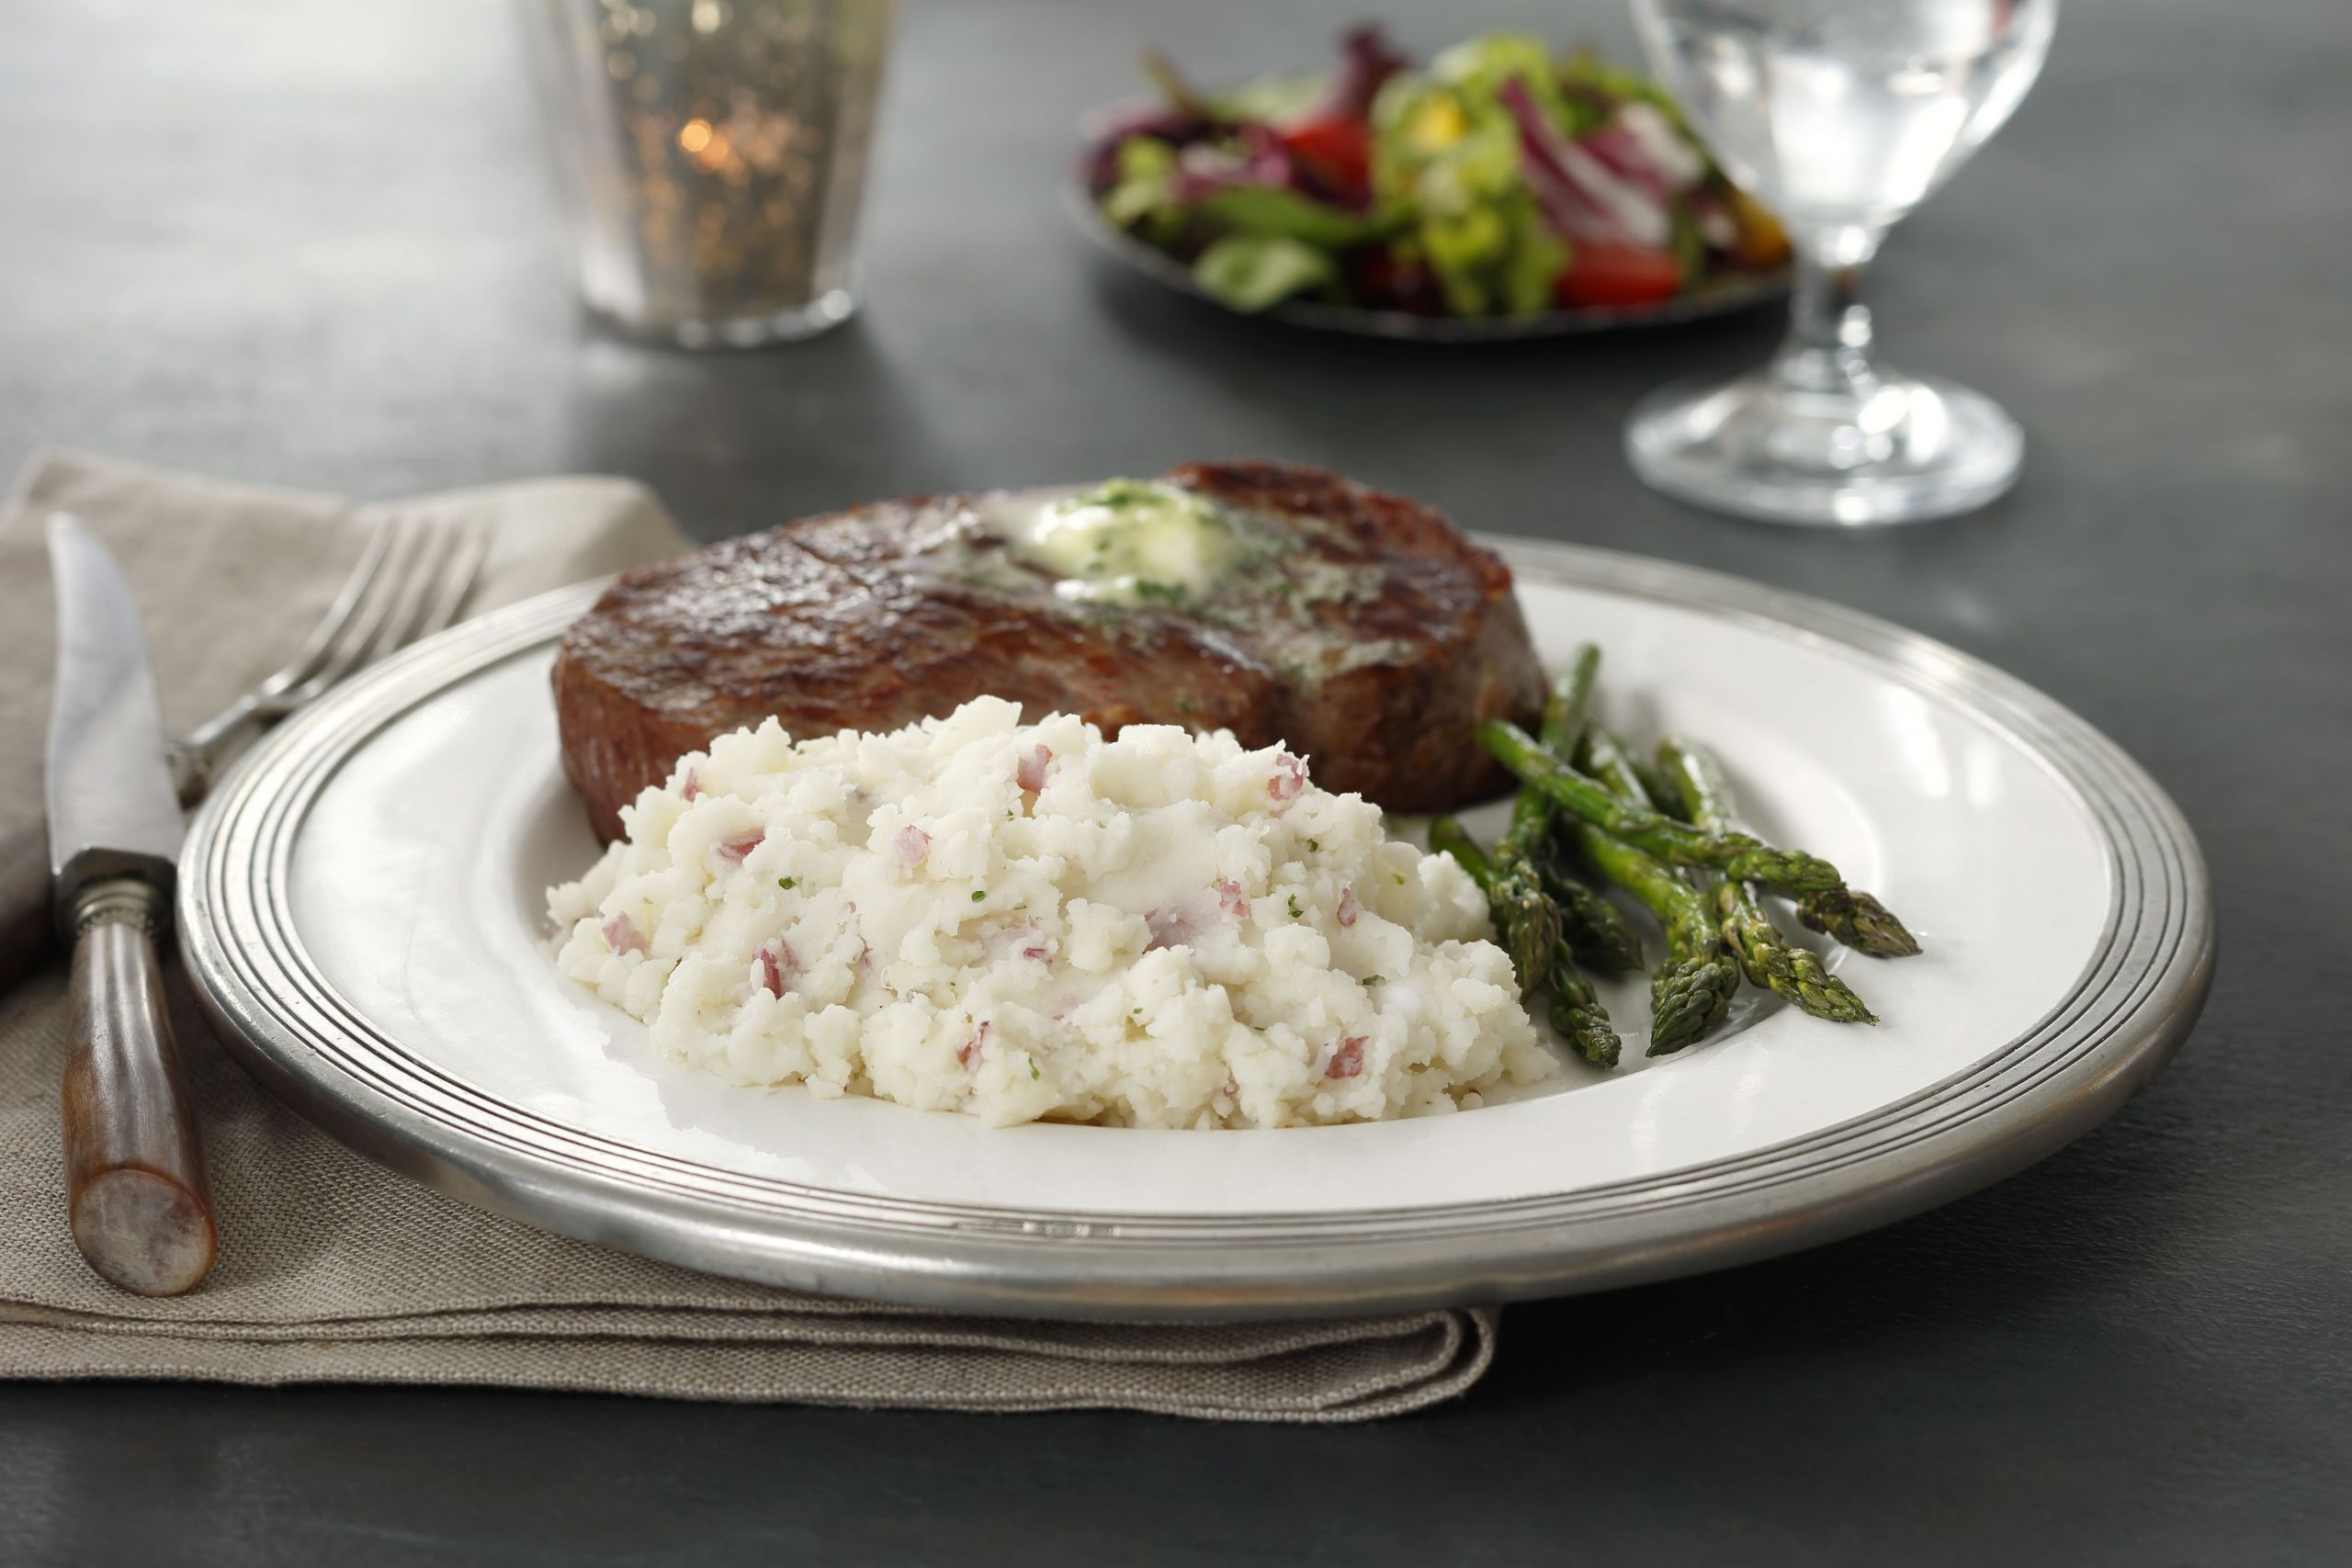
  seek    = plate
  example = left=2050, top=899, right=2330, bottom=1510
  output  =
left=178, top=542, right=2212, bottom=1319
left=1069, top=104, right=1792, bottom=343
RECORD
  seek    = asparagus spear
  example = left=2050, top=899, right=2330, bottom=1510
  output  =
left=1617, top=727, right=1919, bottom=959
left=1796, top=887, right=1922, bottom=959
left=1577, top=725, right=1659, bottom=813
left=1529, top=852, right=1643, bottom=975
left=1656, top=738, right=1878, bottom=1024
left=1430, top=816, right=1622, bottom=1066
left=1507, top=649, right=1645, bottom=975
left=1566, top=820, right=1739, bottom=1055
left=1488, top=836, right=1560, bottom=998
left=1428, top=816, right=1550, bottom=996
left=1541, top=952, right=1624, bottom=1069
left=1535, top=644, right=1602, bottom=758
left=1573, top=725, right=1740, bottom=1053
left=1627, top=751, right=1684, bottom=818
left=1423, top=832, right=1545, bottom=999
left=1609, top=724, right=1918, bottom=959
left=1479, top=720, right=1845, bottom=896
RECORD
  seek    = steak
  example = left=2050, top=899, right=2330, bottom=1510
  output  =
left=552, top=460, right=1545, bottom=842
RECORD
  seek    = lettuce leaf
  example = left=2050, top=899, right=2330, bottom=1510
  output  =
left=1501, top=201, right=1569, bottom=316
left=1193, top=185, right=1392, bottom=248
left=1371, top=54, right=1564, bottom=317
left=1098, top=138, right=1185, bottom=244
left=1192, top=235, right=1337, bottom=311
left=1431, top=32, right=1574, bottom=130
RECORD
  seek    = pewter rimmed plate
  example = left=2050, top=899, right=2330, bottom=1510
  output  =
left=178, top=543, right=2212, bottom=1320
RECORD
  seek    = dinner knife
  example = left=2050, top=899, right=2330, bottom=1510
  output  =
left=44, top=513, right=217, bottom=1296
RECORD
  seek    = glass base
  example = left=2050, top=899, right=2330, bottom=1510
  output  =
left=587, top=287, right=860, bottom=351
left=1625, top=367, right=2023, bottom=526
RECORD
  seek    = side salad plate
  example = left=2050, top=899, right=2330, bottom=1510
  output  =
left=1073, top=28, right=1794, bottom=340
left=177, top=540, right=2212, bottom=1319
left=1069, top=184, right=1789, bottom=344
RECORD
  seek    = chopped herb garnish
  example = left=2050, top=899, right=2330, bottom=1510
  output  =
left=1286, top=895, right=1304, bottom=919
left=1363, top=976, right=1385, bottom=987
left=1392, top=874, right=1407, bottom=886
left=1129, top=578, right=1189, bottom=607
left=1174, top=696, right=1194, bottom=715
left=1307, top=839, right=1320, bottom=852
left=776, top=876, right=797, bottom=890
left=971, top=889, right=987, bottom=902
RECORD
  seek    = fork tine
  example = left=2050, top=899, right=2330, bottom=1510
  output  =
left=277, top=518, right=437, bottom=708
left=364, top=519, right=469, bottom=660
left=172, top=513, right=492, bottom=801
left=257, top=518, right=402, bottom=700
left=408, top=521, right=488, bottom=643
left=171, top=514, right=418, bottom=795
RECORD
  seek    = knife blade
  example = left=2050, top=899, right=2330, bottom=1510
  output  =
left=44, top=513, right=217, bottom=1296
left=45, top=513, right=187, bottom=920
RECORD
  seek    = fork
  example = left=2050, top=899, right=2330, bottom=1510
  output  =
left=169, top=514, right=488, bottom=803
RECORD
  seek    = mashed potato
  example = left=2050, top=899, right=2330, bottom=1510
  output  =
left=548, top=697, right=1552, bottom=1128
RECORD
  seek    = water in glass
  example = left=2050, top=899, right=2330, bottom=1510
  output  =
left=1624, top=0, right=2057, bottom=525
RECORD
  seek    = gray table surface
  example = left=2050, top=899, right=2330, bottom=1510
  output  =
left=4, top=0, right=2346, bottom=1562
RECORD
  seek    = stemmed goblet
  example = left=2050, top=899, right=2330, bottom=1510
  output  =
left=1625, top=0, right=2058, bottom=525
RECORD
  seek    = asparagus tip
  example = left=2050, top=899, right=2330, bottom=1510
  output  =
left=1797, top=887, right=1921, bottom=958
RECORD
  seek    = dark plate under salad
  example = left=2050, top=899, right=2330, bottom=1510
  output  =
left=1075, top=26, right=1793, bottom=340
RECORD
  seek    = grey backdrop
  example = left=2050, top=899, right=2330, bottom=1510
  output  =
left=3, top=0, right=2347, bottom=1562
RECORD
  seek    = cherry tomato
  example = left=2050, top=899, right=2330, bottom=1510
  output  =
left=1279, top=115, right=1374, bottom=199
left=1555, top=243, right=1684, bottom=309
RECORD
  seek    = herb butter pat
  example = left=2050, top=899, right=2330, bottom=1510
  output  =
left=999, top=479, right=1272, bottom=608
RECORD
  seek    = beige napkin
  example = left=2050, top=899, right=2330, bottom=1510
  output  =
left=0, top=451, right=1498, bottom=1420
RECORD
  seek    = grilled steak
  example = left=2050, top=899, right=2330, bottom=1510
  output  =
left=553, top=460, right=1544, bottom=842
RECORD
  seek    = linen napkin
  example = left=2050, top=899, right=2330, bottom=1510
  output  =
left=0, top=450, right=1498, bottom=1421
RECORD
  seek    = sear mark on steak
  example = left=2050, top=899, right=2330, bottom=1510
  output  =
left=552, top=460, right=1545, bottom=843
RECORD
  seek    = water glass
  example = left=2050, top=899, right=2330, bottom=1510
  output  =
left=523, top=0, right=896, bottom=347
left=1625, top=0, right=2058, bottom=525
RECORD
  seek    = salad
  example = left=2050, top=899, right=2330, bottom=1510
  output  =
left=1084, top=26, right=1790, bottom=319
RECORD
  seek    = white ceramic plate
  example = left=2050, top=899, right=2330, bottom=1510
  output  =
left=179, top=540, right=2211, bottom=1319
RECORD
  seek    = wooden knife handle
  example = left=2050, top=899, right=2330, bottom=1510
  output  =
left=62, top=878, right=216, bottom=1296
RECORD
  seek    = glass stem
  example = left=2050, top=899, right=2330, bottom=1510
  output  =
left=1773, top=231, right=1882, bottom=399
